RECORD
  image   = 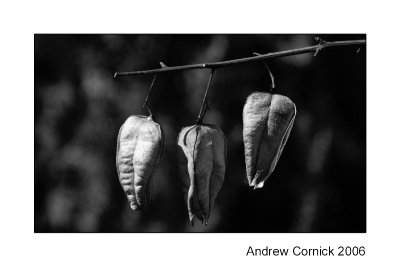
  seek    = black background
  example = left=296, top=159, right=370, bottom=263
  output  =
left=34, top=34, right=366, bottom=232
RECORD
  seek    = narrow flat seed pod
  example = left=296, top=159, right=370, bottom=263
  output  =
left=177, top=124, right=227, bottom=225
left=243, top=92, right=296, bottom=189
left=116, top=115, right=164, bottom=210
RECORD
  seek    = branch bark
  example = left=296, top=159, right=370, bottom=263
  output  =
left=114, top=39, right=365, bottom=78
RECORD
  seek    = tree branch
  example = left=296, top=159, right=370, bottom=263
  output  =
left=113, top=38, right=366, bottom=78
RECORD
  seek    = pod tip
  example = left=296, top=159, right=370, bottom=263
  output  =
left=251, top=180, right=265, bottom=190
left=189, top=214, right=195, bottom=227
left=130, top=202, right=140, bottom=211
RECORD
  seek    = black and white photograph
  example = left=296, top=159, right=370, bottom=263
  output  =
left=35, top=34, right=366, bottom=233
left=4, top=1, right=400, bottom=266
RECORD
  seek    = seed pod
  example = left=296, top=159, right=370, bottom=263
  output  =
left=116, top=115, right=164, bottom=210
left=243, top=92, right=296, bottom=189
left=177, top=124, right=227, bottom=225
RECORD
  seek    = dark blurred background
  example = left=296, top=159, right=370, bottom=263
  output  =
left=34, top=34, right=366, bottom=233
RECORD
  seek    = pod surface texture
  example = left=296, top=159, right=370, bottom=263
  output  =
left=177, top=124, right=227, bottom=225
left=243, top=92, right=296, bottom=189
left=116, top=115, right=164, bottom=210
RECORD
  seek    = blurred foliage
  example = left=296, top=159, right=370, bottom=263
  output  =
left=34, top=34, right=366, bottom=232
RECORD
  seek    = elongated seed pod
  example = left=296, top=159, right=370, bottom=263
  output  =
left=177, top=124, right=227, bottom=225
left=243, top=92, right=296, bottom=189
left=116, top=115, right=164, bottom=210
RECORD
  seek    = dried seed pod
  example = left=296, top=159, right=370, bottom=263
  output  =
left=177, top=124, right=227, bottom=225
left=243, top=92, right=296, bottom=189
left=116, top=115, right=164, bottom=210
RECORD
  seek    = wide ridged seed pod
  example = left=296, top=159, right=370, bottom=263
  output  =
left=116, top=115, right=164, bottom=210
left=243, top=92, right=296, bottom=189
left=177, top=124, right=227, bottom=225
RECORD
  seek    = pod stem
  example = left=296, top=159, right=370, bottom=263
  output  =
left=253, top=52, right=275, bottom=91
left=142, top=74, right=157, bottom=118
left=196, top=69, right=215, bottom=125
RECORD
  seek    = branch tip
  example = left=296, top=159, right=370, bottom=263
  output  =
left=314, top=37, right=328, bottom=57
left=315, top=37, right=327, bottom=45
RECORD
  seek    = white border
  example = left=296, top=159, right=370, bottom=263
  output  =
left=1, top=1, right=399, bottom=266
